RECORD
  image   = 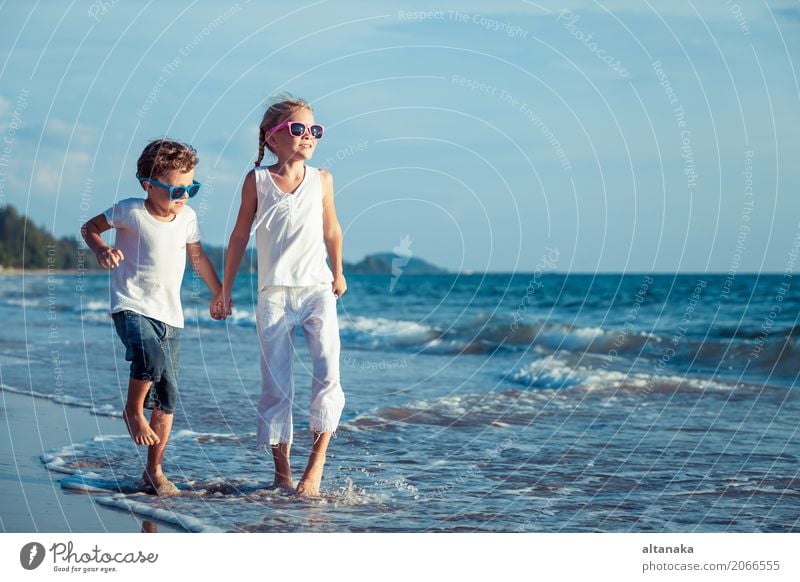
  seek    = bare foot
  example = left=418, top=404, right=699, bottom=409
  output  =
left=295, top=433, right=330, bottom=497
left=123, top=408, right=160, bottom=446
left=270, top=476, right=294, bottom=491
left=142, top=471, right=180, bottom=496
left=295, top=480, right=321, bottom=497
left=295, top=466, right=323, bottom=497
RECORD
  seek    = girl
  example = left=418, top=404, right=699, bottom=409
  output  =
left=213, top=96, right=346, bottom=497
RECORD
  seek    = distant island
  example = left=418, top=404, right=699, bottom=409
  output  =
left=345, top=252, right=447, bottom=275
left=0, top=204, right=447, bottom=275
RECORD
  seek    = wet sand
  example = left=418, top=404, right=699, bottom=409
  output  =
left=0, top=389, right=182, bottom=533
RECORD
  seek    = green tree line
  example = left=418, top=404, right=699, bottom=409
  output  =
left=0, top=205, right=90, bottom=269
left=0, top=204, right=444, bottom=274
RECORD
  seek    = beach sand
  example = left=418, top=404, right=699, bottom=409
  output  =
left=0, top=390, right=183, bottom=533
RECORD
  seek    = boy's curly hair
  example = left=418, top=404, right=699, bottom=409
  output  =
left=137, top=139, right=198, bottom=180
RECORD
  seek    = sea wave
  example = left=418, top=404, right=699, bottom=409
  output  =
left=342, top=359, right=744, bottom=432
left=509, top=353, right=742, bottom=393
left=0, top=383, right=121, bottom=417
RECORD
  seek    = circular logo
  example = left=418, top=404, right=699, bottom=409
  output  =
left=20, top=542, right=46, bottom=570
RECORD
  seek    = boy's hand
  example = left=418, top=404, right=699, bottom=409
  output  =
left=210, top=290, right=233, bottom=320
left=332, top=274, right=347, bottom=299
left=96, top=248, right=124, bottom=269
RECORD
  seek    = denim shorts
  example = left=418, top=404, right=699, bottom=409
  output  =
left=112, top=310, right=180, bottom=413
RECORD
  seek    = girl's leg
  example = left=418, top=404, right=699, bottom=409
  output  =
left=297, top=287, right=345, bottom=496
left=270, top=443, right=293, bottom=489
left=256, top=287, right=296, bottom=486
left=296, top=431, right=332, bottom=497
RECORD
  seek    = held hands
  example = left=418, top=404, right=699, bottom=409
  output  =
left=210, top=290, right=234, bottom=321
left=332, top=274, right=347, bottom=299
left=96, top=248, right=124, bottom=269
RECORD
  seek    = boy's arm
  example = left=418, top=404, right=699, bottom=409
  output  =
left=80, top=214, right=124, bottom=269
left=187, top=242, right=222, bottom=296
left=320, top=169, right=346, bottom=298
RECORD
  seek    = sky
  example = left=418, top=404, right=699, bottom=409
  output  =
left=0, top=0, right=798, bottom=273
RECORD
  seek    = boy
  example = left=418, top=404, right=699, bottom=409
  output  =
left=81, top=139, right=221, bottom=496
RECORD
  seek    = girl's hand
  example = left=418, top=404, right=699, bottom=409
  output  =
left=332, top=274, right=347, bottom=299
left=96, top=247, right=124, bottom=269
left=210, top=290, right=233, bottom=320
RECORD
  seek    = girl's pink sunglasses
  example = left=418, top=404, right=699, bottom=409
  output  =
left=267, top=120, right=324, bottom=139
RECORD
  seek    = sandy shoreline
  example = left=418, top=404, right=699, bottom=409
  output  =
left=0, top=389, right=183, bottom=533
left=0, top=268, right=90, bottom=275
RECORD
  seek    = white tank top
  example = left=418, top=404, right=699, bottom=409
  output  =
left=253, top=165, right=333, bottom=289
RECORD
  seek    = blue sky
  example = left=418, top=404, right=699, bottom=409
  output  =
left=0, top=0, right=798, bottom=272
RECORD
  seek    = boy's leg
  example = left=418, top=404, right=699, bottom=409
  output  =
left=296, top=431, right=332, bottom=497
left=123, top=378, right=160, bottom=446
left=139, top=320, right=180, bottom=495
left=113, top=311, right=161, bottom=446
left=142, top=409, right=178, bottom=495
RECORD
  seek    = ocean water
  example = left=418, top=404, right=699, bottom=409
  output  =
left=0, top=271, right=798, bottom=532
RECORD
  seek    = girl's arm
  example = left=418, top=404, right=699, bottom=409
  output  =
left=81, top=214, right=124, bottom=269
left=320, top=168, right=347, bottom=298
left=214, top=171, right=258, bottom=317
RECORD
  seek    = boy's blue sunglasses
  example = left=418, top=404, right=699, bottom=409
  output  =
left=137, top=176, right=202, bottom=200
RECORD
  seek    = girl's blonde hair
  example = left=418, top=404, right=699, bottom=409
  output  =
left=255, top=94, right=313, bottom=167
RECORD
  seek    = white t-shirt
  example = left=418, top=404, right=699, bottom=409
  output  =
left=103, top=198, right=200, bottom=328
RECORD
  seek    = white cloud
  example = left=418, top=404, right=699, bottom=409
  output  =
left=33, top=151, right=92, bottom=193
left=43, top=118, right=98, bottom=148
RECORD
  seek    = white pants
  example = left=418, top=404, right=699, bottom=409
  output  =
left=256, top=284, right=345, bottom=445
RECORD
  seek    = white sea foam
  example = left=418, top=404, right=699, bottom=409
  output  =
left=95, top=495, right=223, bottom=532
left=511, top=354, right=738, bottom=392
left=81, top=300, right=107, bottom=312
left=536, top=325, right=606, bottom=351
left=80, top=311, right=111, bottom=323
left=339, top=316, right=440, bottom=348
